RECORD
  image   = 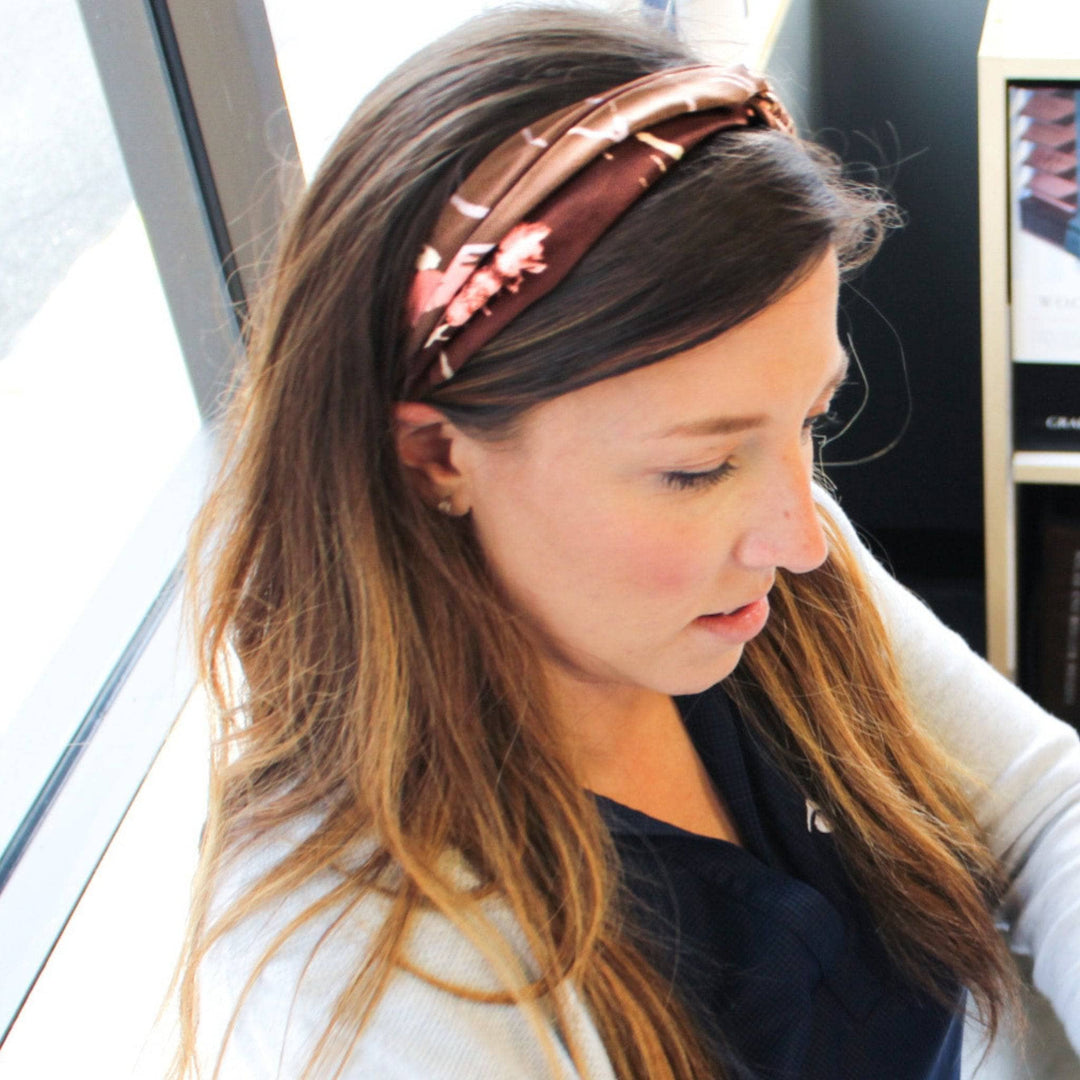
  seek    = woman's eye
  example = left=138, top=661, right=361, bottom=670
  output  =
left=804, top=410, right=842, bottom=444
left=661, top=462, right=735, bottom=491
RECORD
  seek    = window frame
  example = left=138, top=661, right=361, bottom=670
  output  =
left=0, top=0, right=299, bottom=1042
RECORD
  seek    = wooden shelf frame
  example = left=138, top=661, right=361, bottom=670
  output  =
left=979, top=0, right=1080, bottom=680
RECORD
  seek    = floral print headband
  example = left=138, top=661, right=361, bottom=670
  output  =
left=401, top=65, right=794, bottom=399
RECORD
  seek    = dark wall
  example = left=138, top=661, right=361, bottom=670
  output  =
left=806, top=1, right=990, bottom=572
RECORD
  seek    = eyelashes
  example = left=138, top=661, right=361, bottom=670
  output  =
left=661, top=411, right=842, bottom=492
left=805, top=410, right=843, bottom=444
left=661, top=462, right=736, bottom=490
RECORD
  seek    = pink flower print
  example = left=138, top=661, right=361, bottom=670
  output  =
left=407, top=244, right=443, bottom=325
left=444, top=267, right=503, bottom=327
left=491, top=222, right=550, bottom=290
left=426, top=222, right=551, bottom=344
left=408, top=269, right=443, bottom=326
left=427, top=242, right=496, bottom=313
left=409, top=242, right=495, bottom=326
left=441, top=222, right=550, bottom=328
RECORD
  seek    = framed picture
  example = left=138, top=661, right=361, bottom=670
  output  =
left=1009, top=84, right=1080, bottom=447
left=1010, top=84, right=1080, bottom=364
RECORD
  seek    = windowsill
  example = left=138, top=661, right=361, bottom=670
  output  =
left=0, top=688, right=210, bottom=1077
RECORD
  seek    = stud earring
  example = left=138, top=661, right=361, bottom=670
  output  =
left=437, top=497, right=454, bottom=515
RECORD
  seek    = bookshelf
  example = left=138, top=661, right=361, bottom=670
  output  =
left=978, top=0, right=1080, bottom=680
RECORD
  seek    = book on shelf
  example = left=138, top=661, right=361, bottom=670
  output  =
left=1031, top=511, right=1080, bottom=727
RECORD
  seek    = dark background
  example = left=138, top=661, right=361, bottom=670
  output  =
left=771, top=0, right=992, bottom=653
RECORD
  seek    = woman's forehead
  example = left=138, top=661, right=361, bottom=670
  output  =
left=516, top=253, right=844, bottom=443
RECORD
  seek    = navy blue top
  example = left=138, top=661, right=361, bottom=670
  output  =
left=597, top=685, right=964, bottom=1079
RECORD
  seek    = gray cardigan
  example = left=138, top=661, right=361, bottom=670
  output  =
left=197, top=491, right=1080, bottom=1077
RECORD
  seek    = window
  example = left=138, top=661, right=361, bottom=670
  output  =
left=0, top=0, right=201, bottom=798
left=264, top=0, right=635, bottom=177
left=0, top=0, right=295, bottom=1040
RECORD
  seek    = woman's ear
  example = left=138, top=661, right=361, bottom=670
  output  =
left=393, top=401, right=468, bottom=510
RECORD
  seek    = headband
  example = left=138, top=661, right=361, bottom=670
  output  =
left=401, top=65, right=794, bottom=400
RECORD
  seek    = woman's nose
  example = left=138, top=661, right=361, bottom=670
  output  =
left=733, top=451, right=828, bottom=574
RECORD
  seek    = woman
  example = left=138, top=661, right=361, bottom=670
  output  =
left=174, top=7, right=1080, bottom=1078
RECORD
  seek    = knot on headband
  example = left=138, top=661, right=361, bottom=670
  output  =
left=400, top=65, right=794, bottom=400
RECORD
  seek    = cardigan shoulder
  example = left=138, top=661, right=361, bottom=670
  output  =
left=196, top=820, right=615, bottom=1079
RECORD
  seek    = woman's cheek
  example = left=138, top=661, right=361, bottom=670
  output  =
left=605, top=523, right=709, bottom=596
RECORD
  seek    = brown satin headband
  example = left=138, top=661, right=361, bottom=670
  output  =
left=401, top=64, right=794, bottom=400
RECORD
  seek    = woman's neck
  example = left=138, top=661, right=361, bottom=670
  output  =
left=546, top=669, right=742, bottom=844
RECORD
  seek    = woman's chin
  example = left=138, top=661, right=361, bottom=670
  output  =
left=660, top=643, right=747, bottom=697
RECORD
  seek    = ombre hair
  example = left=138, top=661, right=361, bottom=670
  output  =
left=173, top=7, right=1016, bottom=1078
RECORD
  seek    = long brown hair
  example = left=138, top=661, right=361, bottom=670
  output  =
left=174, top=7, right=1016, bottom=1078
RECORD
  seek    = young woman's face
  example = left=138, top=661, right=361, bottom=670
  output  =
left=454, top=252, right=846, bottom=705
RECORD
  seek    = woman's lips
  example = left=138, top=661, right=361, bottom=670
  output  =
left=692, top=596, right=770, bottom=643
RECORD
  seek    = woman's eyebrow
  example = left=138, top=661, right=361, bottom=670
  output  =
left=653, top=414, right=768, bottom=439
left=651, top=348, right=852, bottom=441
